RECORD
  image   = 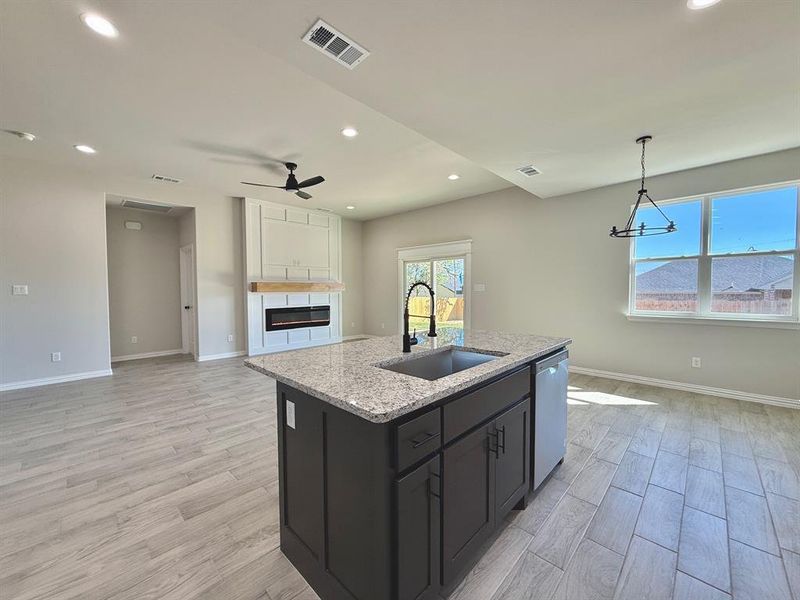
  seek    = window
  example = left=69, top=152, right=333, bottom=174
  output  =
left=630, top=182, right=799, bottom=324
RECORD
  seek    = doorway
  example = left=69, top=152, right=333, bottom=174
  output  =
left=397, top=240, right=472, bottom=335
left=180, top=244, right=197, bottom=358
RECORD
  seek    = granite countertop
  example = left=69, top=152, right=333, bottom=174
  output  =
left=244, top=329, right=571, bottom=423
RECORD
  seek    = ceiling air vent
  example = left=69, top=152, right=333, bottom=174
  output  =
left=121, top=199, right=173, bottom=213
left=151, top=174, right=183, bottom=184
left=302, top=19, right=369, bottom=70
left=516, top=165, right=541, bottom=177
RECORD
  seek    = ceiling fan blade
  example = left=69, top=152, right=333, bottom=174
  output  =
left=297, top=175, right=325, bottom=189
left=240, top=181, right=286, bottom=189
left=295, top=190, right=312, bottom=200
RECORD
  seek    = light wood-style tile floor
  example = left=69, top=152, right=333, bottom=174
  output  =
left=1, top=356, right=798, bottom=600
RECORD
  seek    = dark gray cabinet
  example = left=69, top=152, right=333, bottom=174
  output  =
left=442, top=422, right=496, bottom=584
left=275, top=354, right=562, bottom=600
left=442, top=398, right=530, bottom=586
left=495, top=399, right=530, bottom=518
left=397, top=455, right=441, bottom=600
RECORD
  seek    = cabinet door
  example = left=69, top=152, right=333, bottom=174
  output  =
left=442, top=424, right=495, bottom=586
left=397, top=455, right=441, bottom=600
left=494, top=399, right=530, bottom=520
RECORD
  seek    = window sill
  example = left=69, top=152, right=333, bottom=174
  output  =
left=626, top=313, right=800, bottom=330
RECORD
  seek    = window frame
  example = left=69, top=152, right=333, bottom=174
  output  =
left=628, top=180, right=800, bottom=327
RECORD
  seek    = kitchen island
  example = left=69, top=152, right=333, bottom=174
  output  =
left=245, top=330, right=571, bottom=600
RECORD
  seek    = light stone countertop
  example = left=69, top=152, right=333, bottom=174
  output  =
left=244, top=329, right=571, bottom=423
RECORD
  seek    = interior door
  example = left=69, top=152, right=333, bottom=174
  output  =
left=442, top=423, right=495, bottom=586
left=397, top=455, right=441, bottom=600
left=179, top=244, right=196, bottom=357
left=494, top=399, right=530, bottom=519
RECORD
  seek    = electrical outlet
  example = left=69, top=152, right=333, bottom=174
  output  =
left=691, top=357, right=702, bottom=368
left=351, top=322, right=356, bottom=328
left=12, top=284, right=28, bottom=296
left=473, top=283, right=486, bottom=292
left=227, top=334, right=234, bottom=342
left=380, top=322, right=385, bottom=329
left=51, top=352, right=61, bottom=362
left=131, top=336, right=138, bottom=344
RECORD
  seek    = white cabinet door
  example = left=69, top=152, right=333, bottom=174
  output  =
left=302, top=225, right=331, bottom=269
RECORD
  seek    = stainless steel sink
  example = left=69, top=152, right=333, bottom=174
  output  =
left=379, top=348, right=501, bottom=381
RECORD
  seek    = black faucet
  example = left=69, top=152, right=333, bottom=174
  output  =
left=403, top=281, right=437, bottom=352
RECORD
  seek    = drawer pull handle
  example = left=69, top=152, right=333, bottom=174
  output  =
left=498, top=426, right=506, bottom=454
left=411, top=431, right=440, bottom=448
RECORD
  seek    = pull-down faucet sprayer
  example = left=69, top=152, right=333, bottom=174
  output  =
left=403, top=282, right=437, bottom=352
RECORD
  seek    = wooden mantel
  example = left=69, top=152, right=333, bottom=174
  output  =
left=249, top=281, right=346, bottom=293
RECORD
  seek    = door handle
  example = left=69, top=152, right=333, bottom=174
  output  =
left=411, top=431, right=440, bottom=448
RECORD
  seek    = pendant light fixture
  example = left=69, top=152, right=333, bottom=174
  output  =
left=610, top=135, right=677, bottom=238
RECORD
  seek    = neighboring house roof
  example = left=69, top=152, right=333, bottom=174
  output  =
left=637, top=255, right=793, bottom=293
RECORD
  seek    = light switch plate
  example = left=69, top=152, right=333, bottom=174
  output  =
left=12, top=284, right=28, bottom=296
left=51, top=352, right=61, bottom=362
left=286, top=400, right=296, bottom=429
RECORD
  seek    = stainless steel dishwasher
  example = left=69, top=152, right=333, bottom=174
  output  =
left=533, top=349, right=569, bottom=490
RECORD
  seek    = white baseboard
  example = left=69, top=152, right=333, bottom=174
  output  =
left=0, top=369, right=114, bottom=392
left=197, top=351, right=247, bottom=362
left=111, top=349, right=185, bottom=363
left=570, top=366, right=799, bottom=410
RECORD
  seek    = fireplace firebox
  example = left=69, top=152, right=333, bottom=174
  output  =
left=265, top=306, right=331, bottom=331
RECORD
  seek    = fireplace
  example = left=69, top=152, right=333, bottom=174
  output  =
left=265, top=305, right=331, bottom=331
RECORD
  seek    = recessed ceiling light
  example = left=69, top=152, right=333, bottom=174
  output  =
left=341, top=127, right=358, bottom=138
left=3, top=129, right=36, bottom=141
left=80, top=13, right=119, bottom=38
left=346, top=205, right=355, bottom=210
left=687, top=0, right=722, bottom=9
left=447, top=174, right=460, bottom=181
left=74, top=144, right=97, bottom=154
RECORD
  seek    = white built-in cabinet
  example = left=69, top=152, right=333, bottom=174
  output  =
left=243, top=198, right=342, bottom=355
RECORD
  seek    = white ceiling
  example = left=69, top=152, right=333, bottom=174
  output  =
left=2, top=1, right=798, bottom=219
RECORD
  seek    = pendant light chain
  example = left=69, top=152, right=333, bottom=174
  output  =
left=640, top=137, right=647, bottom=192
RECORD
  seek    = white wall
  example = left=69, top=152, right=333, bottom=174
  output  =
left=1, top=158, right=113, bottom=385
left=106, top=207, right=182, bottom=359
left=362, top=148, right=800, bottom=401
left=341, top=218, right=364, bottom=337
left=0, top=156, right=244, bottom=386
left=0, top=156, right=365, bottom=388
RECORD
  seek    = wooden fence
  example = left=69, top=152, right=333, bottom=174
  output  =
left=408, top=297, right=464, bottom=322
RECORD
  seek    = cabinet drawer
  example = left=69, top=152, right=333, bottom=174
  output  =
left=396, top=408, right=441, bottom=472
left=443, top=367, right=530, bottom=443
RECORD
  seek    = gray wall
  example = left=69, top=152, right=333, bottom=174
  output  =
left=0, top=156, right=366, bottom=387
left=362, top=148, right=800, bottom=400
left=106, top=207, right=182, bottom=358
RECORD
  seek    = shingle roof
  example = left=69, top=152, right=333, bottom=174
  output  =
left=636, top=255, right=793, bottom=293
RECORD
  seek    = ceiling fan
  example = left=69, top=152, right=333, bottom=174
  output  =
left=241, top=162, right=324, bottom=200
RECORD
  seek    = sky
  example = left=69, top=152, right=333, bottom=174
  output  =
left=634, top=185, right=798, bottom=260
